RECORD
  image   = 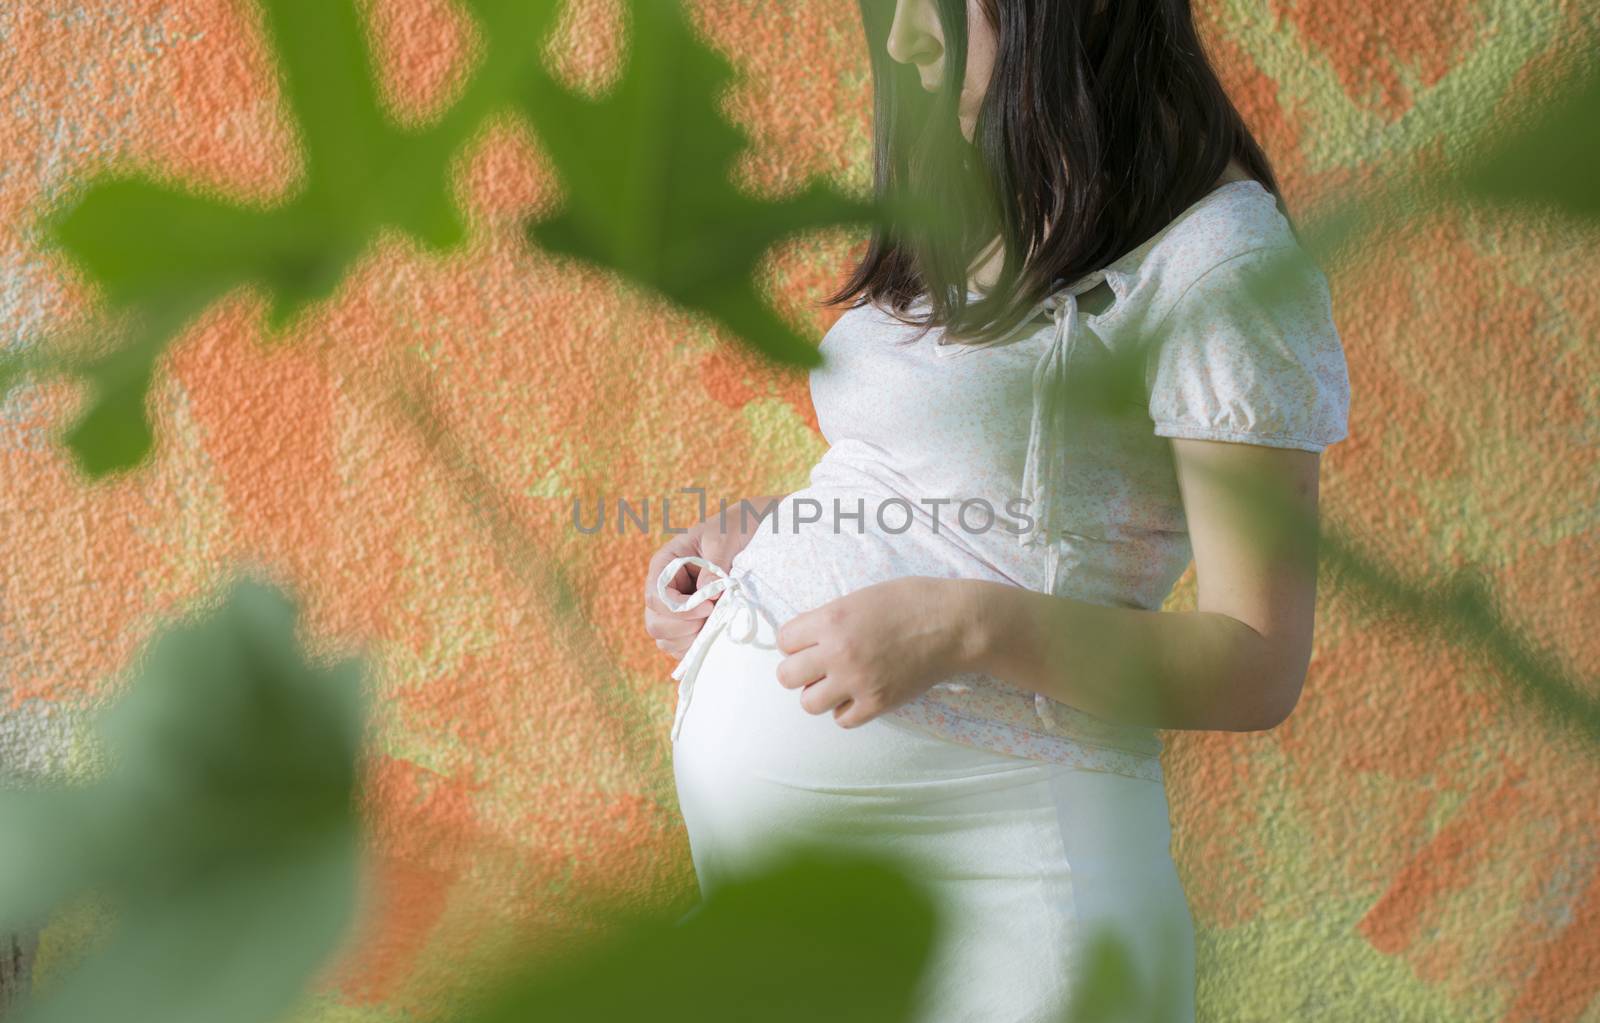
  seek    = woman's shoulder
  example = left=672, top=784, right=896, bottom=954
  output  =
left=1138, top=183, right=1351, bottom=454
left=817, top=295, right=925, bottom=353
left=1154, top=181, right=1297, bottom=277
left=1120, top=180, right=1307, bottom=322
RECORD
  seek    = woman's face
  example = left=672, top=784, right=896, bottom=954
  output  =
left=885, top=0, right=997, bottom=142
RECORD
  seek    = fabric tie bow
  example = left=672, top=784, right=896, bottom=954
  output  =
left=655, top=555, right=777, bottom=742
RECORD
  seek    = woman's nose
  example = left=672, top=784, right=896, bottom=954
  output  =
left=885, top=0, right=942, bottom=71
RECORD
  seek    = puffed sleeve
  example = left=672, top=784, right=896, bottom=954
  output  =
left=1146, top=244, right=1351, bottom=452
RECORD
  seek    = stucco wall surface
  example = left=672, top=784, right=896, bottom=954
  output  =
left=2, top=1, right=1598, bottom=1020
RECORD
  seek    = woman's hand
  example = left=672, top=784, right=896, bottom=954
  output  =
left=773, top=577, right=978, bottom=728
left=643, top=495, right=786, bottom=661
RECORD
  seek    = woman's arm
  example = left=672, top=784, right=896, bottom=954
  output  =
left=774, top=441, right=1323, bottom=733
left=953, top=438, right=1323, bottom=732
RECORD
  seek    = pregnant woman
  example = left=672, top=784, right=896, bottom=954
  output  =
left=643, top=0, right=1350, bottom=1020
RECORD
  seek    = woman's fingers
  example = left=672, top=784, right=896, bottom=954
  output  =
left=645, top=567, right=717, bottom=620
left=643, top=561, right=687, bottom=614
left=832, top=698, right=866, bottom=728
left=644, top=536, right=702, bottom=612
left=774, top=607, right=824, bottom=654
left=798, top=678, right=851, bottom=716
left=649, top=620, right=699, bottom=659
left=774, top=647, right=828, bottom=690
left=661, top=590, right=715, bottom=619
left=645, top=607, right=710, bottom=641
left=656, top=637, right=692, bottom=658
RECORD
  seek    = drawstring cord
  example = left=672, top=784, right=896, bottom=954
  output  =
left=656, top=555, right=777, bottom=742
left=1018, top=269, right=1116, bottom=586
left=1017, top=270, right=1120, bottom=731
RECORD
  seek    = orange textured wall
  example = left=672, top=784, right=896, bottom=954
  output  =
left=2, top=1, right=1597, bottom=1019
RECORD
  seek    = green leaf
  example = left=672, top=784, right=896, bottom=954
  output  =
left=0, top=577, right=367, bottom=1023
left=516, top=0, right=877, bottom=368
left=15, top=0, right=562, bottom=476
left=1058, top=925, right=1187, bottom=1023
left=11, top=0, right=880, bottom=474
left=1457, top=59, right=1600, bottom=219
left=462, top=847, right=940, bottom=1023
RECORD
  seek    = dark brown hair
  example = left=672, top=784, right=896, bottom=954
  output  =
left=827, top=0, right=1288, bottom=346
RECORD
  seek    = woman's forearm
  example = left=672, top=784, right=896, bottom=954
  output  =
left=949, top=579, right=1296, bottom=733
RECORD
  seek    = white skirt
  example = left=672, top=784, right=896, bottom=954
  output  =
left=671, top=604, right=1197, bottom=1023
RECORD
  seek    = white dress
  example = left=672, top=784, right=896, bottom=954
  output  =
left=669, top=586, right=1197, bottom=1023
left=663, top=179, right=1351, bottom=1022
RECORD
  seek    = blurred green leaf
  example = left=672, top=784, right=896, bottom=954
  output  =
left=46, top=0, right=562, bottom=318
left=1058, top=925, right=1186, bottom=1023
left=1457, top=59, right=1600, bottom=219
left=461, top=847, right=939, bottom=1023
left=1062, top=928, right=1141, bottom=1021
left=25, top=0, right=561, bottom=476
left=5, top=0, right=889, bottom=475
left=516, top=0, right=876, bottom=369
left=0, top=577, right=366, bottom=1023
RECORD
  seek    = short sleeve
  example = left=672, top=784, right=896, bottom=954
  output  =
left=1146, top=244, right=1351, bottom=452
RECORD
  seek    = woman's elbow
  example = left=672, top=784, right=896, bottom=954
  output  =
left=1213, top=636, right=1308, bottom=732
left=1248, top=675, right=1299, bottom=733
left=1203, top=624, right=1310, bottom=732
left=1245, top=665, right=1307, bottom=732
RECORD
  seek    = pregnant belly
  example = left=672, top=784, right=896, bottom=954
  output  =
left=668, top=606, right=1196, bottom=1023
left=670, top=599, right=1051, bottom=878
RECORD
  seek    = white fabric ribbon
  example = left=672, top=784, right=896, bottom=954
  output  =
left=1018, top=270, right=1117, bottom=590
left=655, top=555, right=777, bottom=742
left=1019, top=271, right=1121, bottom=732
